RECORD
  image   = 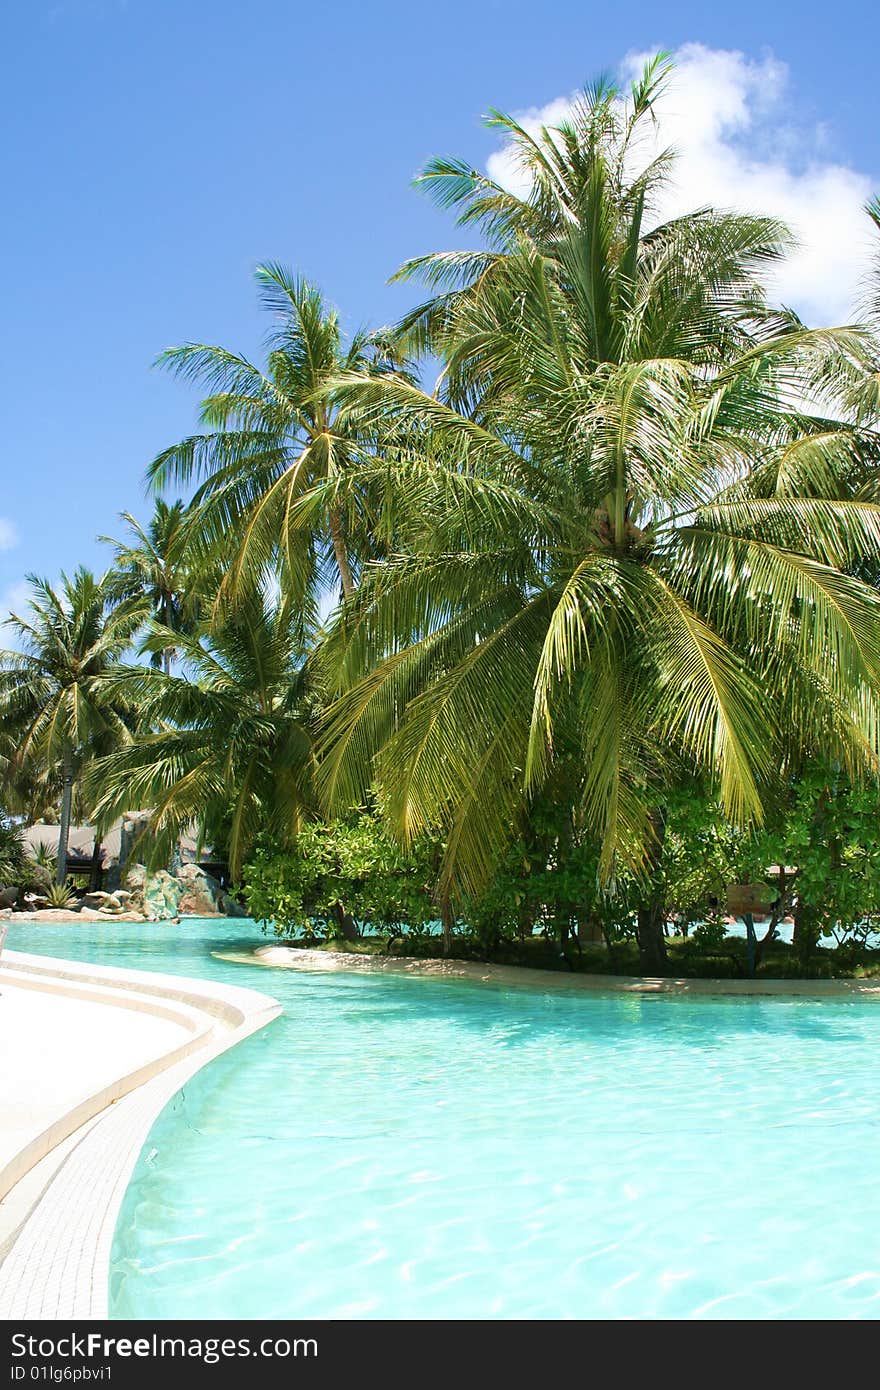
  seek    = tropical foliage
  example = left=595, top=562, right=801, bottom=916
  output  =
left=243, top=808, right=439, bottom=941
left=4, top=53, right=880, bottom=977
left=315, top=59, right=880, bottom=966
left=148, top=265, right=413, bottom=617
left=101, top=499, right=195, bottom=674
left=0, top=820, right=28, bottom=885
left=0, top=570, right=140, bottom=882
left=87, top=590, right=315, bottom=878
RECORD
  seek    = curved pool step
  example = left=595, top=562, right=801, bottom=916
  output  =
left=0, top=949, right=280, bottom=1319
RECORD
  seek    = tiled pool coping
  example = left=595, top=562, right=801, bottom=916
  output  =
left=0, top=949, right=280, bottom=1319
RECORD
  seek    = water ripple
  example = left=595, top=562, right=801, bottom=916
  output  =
left=9, top=917, right=880, bottom=1320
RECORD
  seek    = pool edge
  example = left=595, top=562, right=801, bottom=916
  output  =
left=0, top=949, right=280, bottom=1320
left=227, top=944, right=880, bottom=998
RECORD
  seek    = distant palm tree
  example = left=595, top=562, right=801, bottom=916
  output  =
left=317, top=57, right=880, bottom=972
left=88, top=591, right=316, bottom=879
left=0, top=730, right=48, bottom=822
left=148, top=266, right=413, bottom=620
left=0, top=570, right=140, bottom=883
left=862, top=197, right=880, bottom=328
left=101, top=499, right=194, bottom=675
left=851, top=196, right=880, bottom=426
left=0, top=820, right=27, bottom=886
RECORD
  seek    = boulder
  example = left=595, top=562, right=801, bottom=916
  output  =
left=119, top=813, right=154, bottom=873
left=143, top=869, right=183, bottom=922
left=116, top=859, right=240, bottom=920
left=219, top=892, right=249, bottom=918
left=87, top=891, right=127, bottom=915
left=175, top=863, right=225, bottom=917
left=27, top=865, right=53, bottom=894
left=83, top=891, right=112, bottom=910
left=123, top=863, right=148, bottom=913
left=0, top=886, right=20, bottom=909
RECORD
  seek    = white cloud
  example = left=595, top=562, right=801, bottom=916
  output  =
left=1, top=581, right=30, bottom=613
left=0, top=518, right=18, bottom=551
left=486, top=43, right=877, bottom=327
left=0, top=582, right=31, bottom=639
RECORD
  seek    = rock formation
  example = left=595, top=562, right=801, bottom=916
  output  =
left=123, top=861, right=242, bottom=920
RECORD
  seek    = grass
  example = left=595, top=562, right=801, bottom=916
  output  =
left=262, top=930, right=880, bottom=980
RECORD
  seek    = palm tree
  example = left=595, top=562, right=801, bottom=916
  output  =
left=0, top=729, right=45, bottom=822
left=0, top=570, right=140, bottom=883
left=0, top=820, right=27, bottom=886
left=87, top=591, right=315, bottom=880
left=395, top=58, right=779, bottom=367
left=315, top=58, right=880, bottom=972
left=148, top=266, right=413, bottom=620
left=862, top=196, right=880, bottom=328
left=847, top=196, right=880, bottom=427
left=101, top=499, right=194, bottom=675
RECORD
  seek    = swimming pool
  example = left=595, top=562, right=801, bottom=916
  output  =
left=9, top=917, right=880, bottom=1319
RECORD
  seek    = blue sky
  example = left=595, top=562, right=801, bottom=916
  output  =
left=1, top=0, right=878, bottom=614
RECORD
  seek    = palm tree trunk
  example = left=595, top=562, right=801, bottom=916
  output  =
left=743, top=911, right=757, bottom=977
left=440, top=894, right=454, bottom=957
left=793, top=899, right=821, bottom=961
left=329, top=506, right=356, bottom=601
left=56, top=756, right=73, bottom=886
left=635, top=809, right=668, bottom=974
left=160, top=590, right=174, bottom=675
left=89, top=837, right=104, bottom=892
left=636, top=900, right=667, bottom=973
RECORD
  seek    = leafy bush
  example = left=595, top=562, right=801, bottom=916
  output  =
left=242, top=810, right=439, bottom=938
left=786, top=765, right=880, bottom=948
left=0, top=821, right=28, bottom=884
left=690, top=915, right=728, bottom=951
left=240, top=770, right=880, bottom=975
left=0, top=822, right=52, bottom=895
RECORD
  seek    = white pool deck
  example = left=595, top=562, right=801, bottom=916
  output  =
left=0, top=948, right=280, bottom=1320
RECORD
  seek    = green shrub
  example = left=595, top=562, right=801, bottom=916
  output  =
left=0, top=821, right=28, bottom=884
left=242, top=810, right=439, bottom=938
left=45, top=881, right=76, bottom=909
left=690, top=915, right=728, bottom=951
left=31, top=840, right=58, bottom=875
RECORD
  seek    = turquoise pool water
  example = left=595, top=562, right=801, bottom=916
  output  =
left=9, top=917, right=880, bottom=1320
